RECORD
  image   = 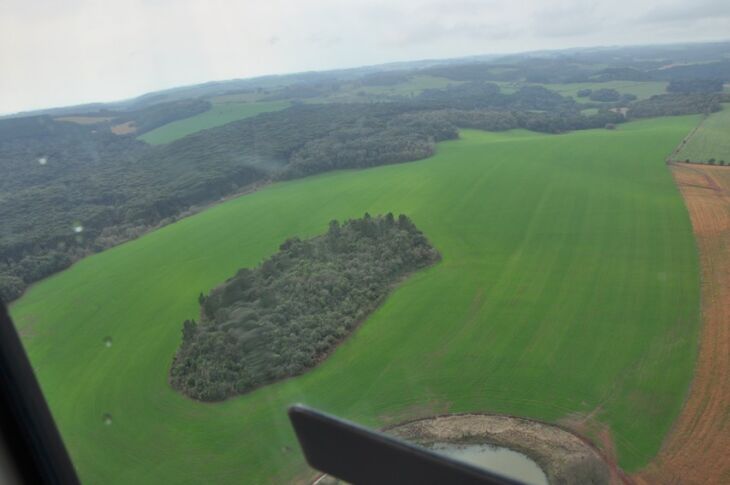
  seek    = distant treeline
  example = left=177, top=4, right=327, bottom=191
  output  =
left=576, top=88, right=637, bottom=103
left=54, top=98, right=212, bottom=136
left=415, top=83, right=575, bottom=111
left=170, top=213, right=440, bottom=401
left=395, top=108, right=625, bottom=135
left=110, top=99, right=211, bottom=134
left=667, top=79, right=725, bottom=94
left=420, top=59, right=595, bottom=84
left=418, top=59, right=730, bottom=85
left=628, top=94, right=723, bottom=118
left=0, top=81, right=720, bottom=301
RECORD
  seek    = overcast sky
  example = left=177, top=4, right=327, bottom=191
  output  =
left=1, top=0, right=728, bottom=114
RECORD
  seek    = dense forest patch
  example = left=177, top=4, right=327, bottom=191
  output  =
left=170, top=213, right=440, bottom=401
left=628, top=93, right=723, bottom=118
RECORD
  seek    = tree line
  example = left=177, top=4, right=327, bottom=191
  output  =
left=0, top=81, right=720, bottom=301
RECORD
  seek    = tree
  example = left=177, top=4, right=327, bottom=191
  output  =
left=182, top=319, right=197, bottom=342
left=589, top=89, right=621, bottom=102
left=169, top=214, right=440, bottom=401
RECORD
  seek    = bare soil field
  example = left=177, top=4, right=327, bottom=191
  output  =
left=111, top=121, right=137, bottom=134
left=635, top=163, right=730, bottom=484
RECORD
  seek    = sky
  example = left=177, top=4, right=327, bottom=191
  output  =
left=1, top=0, right=729, bottom=114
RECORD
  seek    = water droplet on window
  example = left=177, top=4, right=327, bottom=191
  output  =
left=103, top=336, right=113, bottom=348
left=102, top=413, right=113, bottom=426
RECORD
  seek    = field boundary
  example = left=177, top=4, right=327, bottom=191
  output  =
left=666, top=115, right=707, bottom=163
left=635, top=163, right=730, bottom=484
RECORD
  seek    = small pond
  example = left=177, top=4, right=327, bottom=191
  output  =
left=429, top=442, right=549, bottom=485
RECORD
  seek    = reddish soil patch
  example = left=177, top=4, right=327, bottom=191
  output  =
left=634, top=163, right=730, bottom=484
left=111, top=121, right=137, bottom=135
left=560, top=411, right=631, bottom=485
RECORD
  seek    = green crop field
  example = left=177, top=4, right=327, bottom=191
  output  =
left=11, top=116, right=700, bottom=484
left=138, top=100, right=289, bottom=145
left=674, top=104, right=730, bottom=164
left=542, top=81, right=669, bottom=102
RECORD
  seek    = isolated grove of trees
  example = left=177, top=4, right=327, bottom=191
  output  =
left=588, top=88, right=621, bottom=102
left=169, top=213, right=440, bottom=401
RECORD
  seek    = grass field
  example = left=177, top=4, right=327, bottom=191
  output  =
left=11, top=116, right=700, bottom=484
left=138, top=100, right=289, bottom=145
left=674, top=104, right=730, bottom=164
left=541, top=81, right=668, bottom=102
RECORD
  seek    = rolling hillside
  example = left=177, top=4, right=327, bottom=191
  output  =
left=11, top=116, right=700, bottom=483
left=138, top=100, right=289, bottom=145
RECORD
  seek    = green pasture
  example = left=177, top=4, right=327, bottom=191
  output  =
left=12, top=116, right=700, bottom=483
left=138, top=101, right=289, bottom=145
left=674, top=104, right=730, bottom=164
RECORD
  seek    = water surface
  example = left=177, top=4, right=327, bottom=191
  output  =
left=430, top=442, right=548, bottom=485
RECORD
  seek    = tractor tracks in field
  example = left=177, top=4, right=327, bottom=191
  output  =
left=666, top=114, right=707, bottom=164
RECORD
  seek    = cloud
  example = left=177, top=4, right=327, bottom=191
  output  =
left=1, top=0, right=728, bottom=114
left=641, top=0, right=730, bottom=23
left=382, top=20, right=518, bottom=47
left=307, top=33, right=343, bottom=48
left=531, top=1, right=607, bottom=38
